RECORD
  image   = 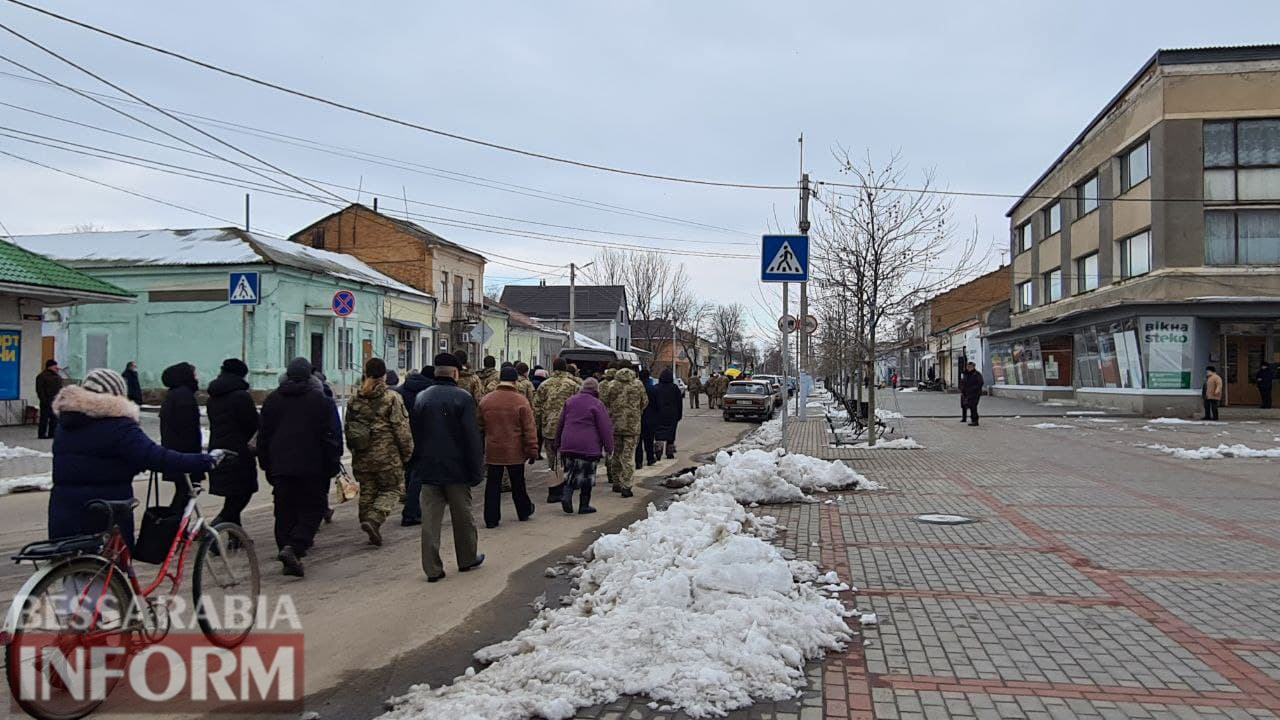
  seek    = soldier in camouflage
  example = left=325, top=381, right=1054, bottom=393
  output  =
left=454, top=350, right=483, bottom=404
left=476, top=355, right=500, bottom=398
left=687, top=373, right=703, bottom=409
left=706, top=372, right=727, bottom=409
left=602, top=363, right=647, bottom=496
left=599, top=365, right=620, bottom=487
left=514, top=361, right=536, bottom=407
left=533, top=357, right=582, bottom=503
left=344, top=357, right=415, bottom=547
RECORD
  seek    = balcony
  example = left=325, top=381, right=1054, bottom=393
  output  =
left=451, top=301, right=482, bottom=323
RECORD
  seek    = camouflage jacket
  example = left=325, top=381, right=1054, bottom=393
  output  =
left=476, top=367, right=500, bottom=397
left=534, top=370, right=582, bottom=437
left=602, top=367, right=648, bottom=436
left=706, top=375, right=727, bottom=398
left=687, top=375, right=704, bottom=393
left=600, top=368, right=618, bottom=400
left=515, top=377, right=535, bottom=407
left=344, top=379, right=414, bottom=474
left=457, top=368, right=483, bottom=403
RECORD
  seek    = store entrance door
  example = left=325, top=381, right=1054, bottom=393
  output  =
left=1224, top=335, right=1265, bottom=406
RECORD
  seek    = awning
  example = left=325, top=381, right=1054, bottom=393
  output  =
left=387, top=319, right=431, bottom=330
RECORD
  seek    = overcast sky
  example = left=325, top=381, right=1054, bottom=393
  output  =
left=2, top=1, right=1278, bottom=342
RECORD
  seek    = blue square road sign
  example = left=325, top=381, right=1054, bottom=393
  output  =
left=228, top=271, right=260, bottom=305
left=761, top=235, right=809, bottom=283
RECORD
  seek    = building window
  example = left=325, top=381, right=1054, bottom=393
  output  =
left=1017, top=280, right=1033, bottom=310
left=284, top=321, right=298, bottom=364
left=1043, top=268, right=1062, bottom=303
left=1016, top=222, right=1032, bottom=253
left=1076, top=174, right=1099, bottom=216
left=440, top=272, right=449, bottom=304
left=1118, top=230, right=1151, bottom=279
left=1043, top=202, right=1061, bottom=236
left=466, top=278, right=475, bottom=304
left=1206, top=209, right=1280, bottom=265
left=86, top=333, right=108, bottom=373
left=421, top=338, right=432, bottom=369
left=1203, top=119, right=1280, bottom=203
left=1075, top=253, right=1099, bottom=293
left=311, top=228, right=325, bottom=250
left=338, top=327, right=354, bottom=370
left=1121, top=139, right=1150, bottom=192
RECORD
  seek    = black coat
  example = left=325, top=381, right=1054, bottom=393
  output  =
left=159, top=363, right=203, bottom=483
left=395, top=372, right=432, bottom=408
left=653, top=373, right=684, bottom=442
left=123, top=367, right=143, bottom=405
left=1257, top=365, right=1275, bottom=389
left=959, top=370, right=985, bottom=404
left=205, top=373, right=260, bottom=497
left=258, top=377, right=342, bottom=480
left=35, top=368, right=62, bottom=406
left=641, top=379, right=659, bottom=433
left=410, top=378, right=483, bottom=487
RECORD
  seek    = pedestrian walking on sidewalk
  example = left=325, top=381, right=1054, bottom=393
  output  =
left=533, top=358, right=582, bottom=503
left=455, top=351, right=483, bottom=404
left=602, top=364, right=647, bottom=497
left=1203, top=365, right=1223, bottom=421
left=478, top=366, right=538, bottom=527
left=159, top=362, right=203, bottom=509
left=35, top=359, right=62, bottom=439
left=959, top=362, right=984, bottom=426
left=652, top=368, right=683, bottom=459
left=687, top=374, right=703, bottom=409
left=411, top=354, right=485, bottom=582
left=556, top=377, right=614, bottom=515
left=345, top=358, right=414, bottom=547
left=637, top=369, right=659, bottom=467
left=206, top=358, right=259, bottom=527
left=395, top=368, right=433, bottom=526
left=1257, top=361, right=1274, bottom=410
left=122, top=361, right=143, bottom=406
left=259, top=358, right=344, bottom=577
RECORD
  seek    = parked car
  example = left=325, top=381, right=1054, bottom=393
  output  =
left=751, top=375, right=785, bottom=406
left=722, top=380, right=777, bottom=422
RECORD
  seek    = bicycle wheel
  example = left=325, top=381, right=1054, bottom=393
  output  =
left=4, top=557, right=135, bottom=720
left=192, top=523, right=260, bottom=648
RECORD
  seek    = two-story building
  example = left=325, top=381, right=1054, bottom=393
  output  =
left=289, top=203, right=486, bottom=363
left=992, top=45, right=1280, bottom=415
left=498, top=284, right=630, bottom=351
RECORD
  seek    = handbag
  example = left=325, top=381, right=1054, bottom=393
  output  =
left=134, top=472, right=182, bottom=565
left=335, top=465, right=359, bottom=503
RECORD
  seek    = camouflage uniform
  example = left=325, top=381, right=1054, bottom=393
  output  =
left=533, top=370, right=582, bottom=489
left=457, top=368, right=483, bottom=404
left=515, top=376, right=535, bottom=407
left=600, top=368, right=619, bottom=486
left=476, top=367, right=500, bottom=398
left=708, top=375, right=728, bottom=409
left=601, top=367, right=648, bottom=492
left=687, top=375, right=704, bottom=409
left=344, top=378, right=414, bottom=528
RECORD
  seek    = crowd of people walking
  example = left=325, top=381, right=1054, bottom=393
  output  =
left=42, top=350, right=700, bottom=582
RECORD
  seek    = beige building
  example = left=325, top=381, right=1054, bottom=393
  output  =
left=992, top=45, right=1280, bottom=415
left=289, top=203, right=486, bottom=365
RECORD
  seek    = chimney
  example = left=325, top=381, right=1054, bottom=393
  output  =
left=373, top=197, right=378, bottom=212
left=539, top=279, right=546, bottom=287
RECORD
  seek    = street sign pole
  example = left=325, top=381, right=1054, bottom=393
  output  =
left=798, top=173, right=810, bottom=421
left=760, top=231, right=808, bottom=455
left=780, top=282, right=790, bottom=452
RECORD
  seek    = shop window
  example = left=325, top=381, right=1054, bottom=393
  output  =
left=1118, top=231, right=1150, bottom=279
left=1076, top=174, right=1099, bottom=216
left=1075, top=253, right=1099, bottom=293
left=422, top=338, right=432, bottom=368
left=1140, top=317, right=1193, bottom=389
left=989, top=338, right=1045, bottom=386
left=1073, top=320, right=1145, bottom=389
left=1205, top=209, right=1280, bottom=265
left=1121, top=139, right=1150, bottom=192
left=1043, top=268, right=1062, bottom=303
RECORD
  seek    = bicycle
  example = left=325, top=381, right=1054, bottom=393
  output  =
left=2, top=458, right=261, bottom=720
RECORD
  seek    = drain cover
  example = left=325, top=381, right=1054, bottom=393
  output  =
left=915, top=514, right=976, bottom=525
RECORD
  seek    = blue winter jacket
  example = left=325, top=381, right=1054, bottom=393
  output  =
left=49, top=385, right=211, bottom=546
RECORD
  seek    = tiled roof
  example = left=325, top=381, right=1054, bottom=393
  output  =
left=0, top=239, right=131, bottom=298
left=499, top=285, right=626, bottom=320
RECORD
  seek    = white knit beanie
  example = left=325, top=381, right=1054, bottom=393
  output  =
left=82, top=368, right=128, bottom=397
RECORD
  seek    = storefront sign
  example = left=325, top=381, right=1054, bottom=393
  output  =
left=1142, top=317, right=1192, bottom=389
left=1045, top=356, right=1059, bottom=380
left=0, top=329, right=19, bottom=400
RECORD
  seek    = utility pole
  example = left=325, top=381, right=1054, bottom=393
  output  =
left=798, top=173, right=810, bottom=420
left=568, top=262, right=577, bottom=349
left=244, top=193, right=250, bottom=232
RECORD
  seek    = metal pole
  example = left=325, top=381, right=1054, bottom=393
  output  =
left=798, top=173, right=810, bottom=420
left=780, top=281, right=790, bottom=452
left=244, top=193, right=250, bottom=232
left=568, top=262, right=576, bottom=349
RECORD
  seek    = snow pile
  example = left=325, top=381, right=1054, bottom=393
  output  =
left=0, top=474, right=53, bottom=496
left=379, top=490, right=852, bottom=720
left=898, top=387, right=917, bottom=393
left=1066, top=410, right=1107, bottom=416
left=836, top=437, right=923, bottom=450
left=724, top=418, right=782, bottom=452
left=1077, top=418, right=1120, bottom=424
left=0, top=443, right=51, bottom=460
left=1147, top=417, right=1207, bottom=425
left=1141, top=443, right=1280, bottom=460
left=676, top=448, right=880, bottom=504
left=1031, top=423, right=1073, bottom=430
left=875, top=408, right=904, bottom=420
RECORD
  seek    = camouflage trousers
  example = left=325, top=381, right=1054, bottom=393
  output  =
left=608, top=434, right=639, bottom=491
left=356, top=468, right=405, bottom=527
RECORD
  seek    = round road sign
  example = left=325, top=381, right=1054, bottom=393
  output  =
left=332, top=290, right=356, bottom=317
left=804, top=314, right=819, bottom=334
left=777, top=314, right=797, bottom=333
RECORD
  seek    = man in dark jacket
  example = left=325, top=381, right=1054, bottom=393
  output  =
left=312, top=368, right=343, bottom=524
left=959, top=362, right=984, bottom=427
left=35, top=359, right=62, bottom=439
left=653, top=368, right=684, bottom=459
left=206, top=359, right=259, bottom=527
left=637, top=369, right=659, bottom=468
left=122, top=361, right=143, bottom=405
left=395, top=369, right=433, bottom=526
left=411, top=353, right=484, bottom=582
left=1257, top=361, right=1275, bottom=409
left=159, top=362, right=203, bottom=508
left=258, top=358, right=343, bottom=577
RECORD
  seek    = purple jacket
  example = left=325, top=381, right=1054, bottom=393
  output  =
left=555, top=390, right=615, bottom=460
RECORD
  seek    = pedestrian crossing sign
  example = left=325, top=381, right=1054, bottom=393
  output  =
left=228, top=271, right=260, bottom=305
left=761, top=235, right=809, bottom=282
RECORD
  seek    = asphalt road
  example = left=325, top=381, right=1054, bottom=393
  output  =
left=0, top=406, right=750, bottom=720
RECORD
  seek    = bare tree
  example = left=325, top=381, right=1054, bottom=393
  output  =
left=711, top=303, right=746, bottom=369
left=584, top=249, right=691, bottom=364
left=813, top=150, right=981, bottom=444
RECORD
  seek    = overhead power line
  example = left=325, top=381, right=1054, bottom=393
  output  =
left=3, top=0, right=794, bottom=191
left=0, top=70, right=755, bottom=237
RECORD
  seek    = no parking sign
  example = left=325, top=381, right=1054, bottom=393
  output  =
left=332, top=290, right=355, bottom=317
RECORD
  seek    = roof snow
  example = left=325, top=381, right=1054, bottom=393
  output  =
left=11, top=227, right=432, bottom=299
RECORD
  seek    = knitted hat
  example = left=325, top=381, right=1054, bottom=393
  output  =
left=220, top=358, right=249, bottom=378
left=500, top=366, right=518, bottom=382
left=581, top=377, right=599, bottom=395
left=286, top=357, right=313, bottom=381
left=533, top=368, right=549, bottom=379
left=82, top=368, right=128, bottom=397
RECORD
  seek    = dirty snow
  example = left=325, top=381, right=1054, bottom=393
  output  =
left=1140, top=443, right=1280, bottom=460
left=1030, top=423, right=1074, bottom=430
left=676, top=448, right=881, bottom=504
left=1147, top=418, right=1208, bottom=425
left=724, top=418, right=782, bottom=453
left=875, top=408, right=904, bottom=420
left=0, top=443, right=51, bottom=460
left=0, top=474, right=53, bottom=496
left=1076, top=418, right=1120, bottom=424
left=836, top=437, right=923, bottom=450
left=1066, top=410, right=1107, bottom=416
left=379, top=488, right=853, bottom=720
